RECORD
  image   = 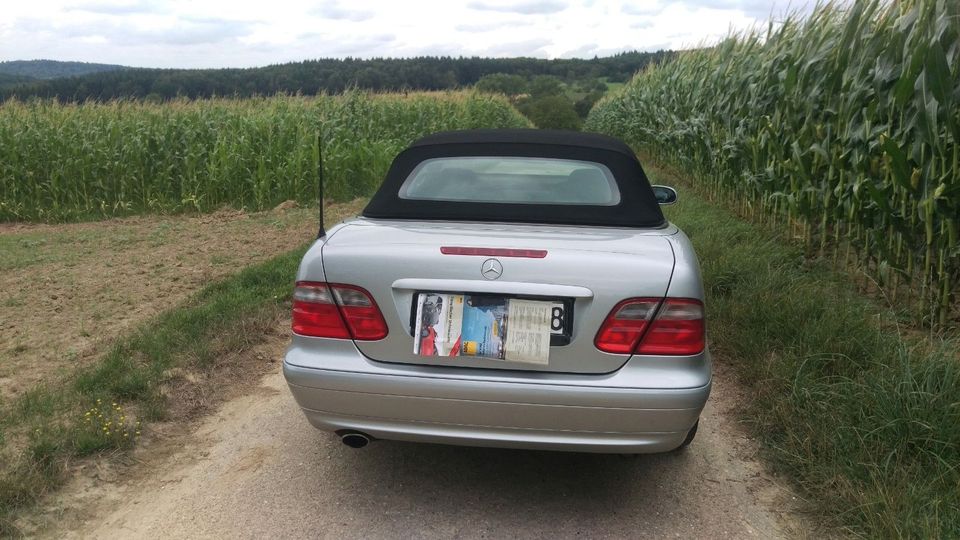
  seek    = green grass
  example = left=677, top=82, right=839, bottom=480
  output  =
left=0, top=233, right=85, bottom=271
left=652, top=160, right=960, bottom=538
left=598, top=77, right=624, bottom=95
left=0, top=245, right=306, bottom=535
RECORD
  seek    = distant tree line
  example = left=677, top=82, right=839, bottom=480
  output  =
left=0, top=60, right=125, bottom=81
left=0, top=52, right=670, bottom=102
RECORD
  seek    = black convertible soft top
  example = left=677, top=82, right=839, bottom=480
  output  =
left=362, top=129, right=666, bottom=228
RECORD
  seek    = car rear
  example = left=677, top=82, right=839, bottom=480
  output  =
left=283, top=129, right=711, bottom=453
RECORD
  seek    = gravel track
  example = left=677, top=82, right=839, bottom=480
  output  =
left=41, top=339, right=809, bottom=540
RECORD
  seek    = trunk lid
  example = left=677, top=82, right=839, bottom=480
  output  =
left=321, top=218, right=676, bottom=374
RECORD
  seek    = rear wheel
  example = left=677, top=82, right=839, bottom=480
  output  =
left=676, top=419, right=699, bottom=450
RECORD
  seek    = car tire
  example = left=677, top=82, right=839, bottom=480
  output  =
left=676, top=419, right=699, bottom=450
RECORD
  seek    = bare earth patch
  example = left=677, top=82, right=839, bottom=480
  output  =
left=0, top=201, right=365, bottom=403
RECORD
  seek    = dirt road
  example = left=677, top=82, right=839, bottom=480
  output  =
left=32, top=341, right=808, bottom=539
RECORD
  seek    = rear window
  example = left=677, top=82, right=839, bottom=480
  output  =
left=398, top=157, right=620, bottom=206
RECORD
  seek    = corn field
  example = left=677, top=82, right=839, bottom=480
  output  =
left=0, top=91, right=529, bottom=222
left=586, top=0, right=959, bottom=327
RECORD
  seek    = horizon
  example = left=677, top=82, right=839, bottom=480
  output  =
left=2, top=0, right=817, bottom=70
left=0, top=50, right=664, bottom=72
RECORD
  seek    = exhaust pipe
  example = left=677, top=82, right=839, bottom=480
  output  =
left=340, top=432, right=370, bottom=449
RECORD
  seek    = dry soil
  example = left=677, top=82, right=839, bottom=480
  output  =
left=0, top=201, right=365, bottom=402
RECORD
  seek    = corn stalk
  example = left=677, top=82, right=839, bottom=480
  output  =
left=586, top=0, right=960, bottom=329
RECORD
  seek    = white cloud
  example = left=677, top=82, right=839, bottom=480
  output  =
left=309, top=2, right=374, bottom=22
left=466, top=0, right=569, bottom=15
left=454, top=20, right=529, bottom=33
left=484, top=37, right=553, bottom=57
left=67, top=0, right=163, bottom=15
left=0, top=0, right=822, bottom=68
left=621, top=1, right=663, bottom=17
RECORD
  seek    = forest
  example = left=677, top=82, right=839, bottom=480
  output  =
left=0, top=52, right=668, bottom=102
left=0, top=59, right=125, bottom=81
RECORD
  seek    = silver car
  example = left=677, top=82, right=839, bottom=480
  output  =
left=283, top=129, right=710, bottom=453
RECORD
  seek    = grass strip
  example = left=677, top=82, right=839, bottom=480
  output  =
left=652, top=160, right=959, bottom=538
left=0, top=242, right=308, bottom=536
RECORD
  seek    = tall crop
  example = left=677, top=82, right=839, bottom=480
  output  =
left=587, top=0, right=959, bottom=327
left=0, top=91, right=529, bottom=221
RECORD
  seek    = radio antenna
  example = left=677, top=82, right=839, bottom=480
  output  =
left=317, top=132, right=326, bottom=238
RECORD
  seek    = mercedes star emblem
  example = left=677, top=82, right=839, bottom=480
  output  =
left=480, top=258, right=503, bottom=280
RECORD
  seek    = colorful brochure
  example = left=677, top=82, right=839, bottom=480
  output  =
left=413, top=293, right=552, bottom=365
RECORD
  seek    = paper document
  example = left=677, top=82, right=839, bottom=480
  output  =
left=503, top=299, right=552, bottom=365
left=413, top=293, right=464, bottom=356
left=413, top=293, right=553, bottom=365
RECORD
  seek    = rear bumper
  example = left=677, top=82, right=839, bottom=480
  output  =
left=283, top=338, right=711, bottom=454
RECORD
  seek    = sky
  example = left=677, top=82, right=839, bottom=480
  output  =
left=0, top=0, right=818, bottom=69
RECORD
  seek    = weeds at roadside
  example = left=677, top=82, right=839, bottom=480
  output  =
left=653, top=160, right=960, bottom=538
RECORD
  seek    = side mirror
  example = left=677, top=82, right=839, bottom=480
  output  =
left=652, top=185, right=678, bottom=205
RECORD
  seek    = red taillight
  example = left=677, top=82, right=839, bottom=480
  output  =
left=440, top=246, right=547, bottom=258
left=292, top=282, right=350, bottom=338
left=292, top=281, right=388, bottom=341
left=330, top=284, right=389, bottom=340
left=595, top=298, right=705, bottom=356
left=594, top=298, right=661, bottom=354
left=636, top=298, right=705, bottom=356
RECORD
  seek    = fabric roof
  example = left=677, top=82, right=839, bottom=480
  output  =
left=362, top=129, right=666, bottom=228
